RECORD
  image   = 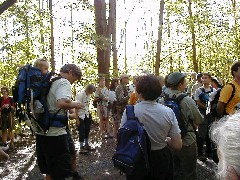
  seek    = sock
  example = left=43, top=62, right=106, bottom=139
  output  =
left=84, top=138, right=88, bottom=146
left=80, top=142, right=84, bottom=148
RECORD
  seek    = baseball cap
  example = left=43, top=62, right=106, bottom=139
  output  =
left=120, top=74, right=129, bottom=80
left=167, top=72, right=187, bottom=86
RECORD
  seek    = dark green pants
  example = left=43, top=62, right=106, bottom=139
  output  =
left=173, top=142, right=197, bottom=180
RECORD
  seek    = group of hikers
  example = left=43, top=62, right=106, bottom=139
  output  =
left=0, top=58, right=240, bottom=180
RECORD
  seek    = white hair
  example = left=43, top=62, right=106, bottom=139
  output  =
left=210, top=112, right=240, bottom=179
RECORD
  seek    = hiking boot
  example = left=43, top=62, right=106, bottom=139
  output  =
left=0, top=144, right=9, bottom=152
left=106, top=133, right=114, bottom=138
left=102, top=133, right=113, bottom=139
left=83, top=145, right=95, bottom=152
left=197, top=154, right=207, bottom=161
left=79, top=148, right=89, bottom=155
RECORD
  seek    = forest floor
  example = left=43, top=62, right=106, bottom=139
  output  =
left=0, top=120, right=218, bottom=180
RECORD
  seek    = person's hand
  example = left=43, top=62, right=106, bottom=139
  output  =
left=2, top=104, right=9, bottom=109
left=76, top=119, right=80, bottom=127
left=73, top=102, right=84, bottom=109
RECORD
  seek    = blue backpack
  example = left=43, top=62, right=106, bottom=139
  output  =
left=12, top=64, right=67, bottom=133
left=112, top=105, right=151, bottom=177
left=164, top=94, right=194, bottom=138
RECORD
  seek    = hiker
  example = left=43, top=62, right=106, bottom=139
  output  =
left=33, top=57, right=50, bottom=120
left=115, top=74, right=130, bottom=137
left=35, top=64, right=83, bottom=180
left=120, top=74, right=182, bottom=180
left=217, top=62, right=240, bottom=117
left=191, top=73, right=202, bottom=99
left=0, top=86, right=15, bottom=149
left=187, top=72, right=197, bottom=97
left=33, top=57, right=49, bottom=75
left=108, top=78, right=119, bottom=139
left=210, top=113, right=240, bottom=180
left=194, top=73, right=216, bottom=160
left=76, top=84, right=96, bottom=154
left=94, top=77, right=112, bottom=138
left=166, top=72, right=203, bottom=180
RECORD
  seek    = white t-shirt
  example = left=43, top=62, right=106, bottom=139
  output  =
left=108, top=90, right=116, bottom=104
left=120, top=101, right=181, bottom=150
left=38, top=78, right=71, bottom=136
left=76, top=90, right=90, bottom=119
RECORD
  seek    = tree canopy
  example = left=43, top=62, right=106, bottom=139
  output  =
left=0, top=0, right=239, bottom=90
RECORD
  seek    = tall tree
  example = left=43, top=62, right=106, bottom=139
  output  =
left=187, top=0, right=198, bottom=72
left=155, top=0, right=164, bottom=76
left=49, top=0, right=55, bottom=73
left=94, top=0, right=116, bottom=86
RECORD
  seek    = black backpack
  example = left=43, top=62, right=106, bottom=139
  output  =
left=164, top=94, right=196, bottom=138
left=210, top=83, right=235, bottom=117
left=112, top=105, right=151, bottom=177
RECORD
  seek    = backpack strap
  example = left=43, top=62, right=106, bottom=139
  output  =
left=226, top=83, right=235, bottom=105
left=176, top=93, right=188, bottom=104
left=200, top=87, right=205, bottom=93
left=176, top=94, right=198, bottom=137
left=223, top=83, right=236, bottom=115
left=126, top=105, right=138, bottom=121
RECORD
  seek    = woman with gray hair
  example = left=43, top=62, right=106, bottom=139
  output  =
left=210, top=113, right=240, bottom=180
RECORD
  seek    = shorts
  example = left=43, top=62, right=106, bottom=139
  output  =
left=36, top=134, right=72, bottom=179
left=97, top=105, right=109, bottom=119
left=67, top=130, right=76, bottom=156
left=0, top=113, right=14, bottom=131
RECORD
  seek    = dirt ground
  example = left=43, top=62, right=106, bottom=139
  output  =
left=0, top=121, right=217, bottom=180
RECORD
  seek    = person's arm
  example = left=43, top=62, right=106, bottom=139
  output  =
left=74, top=108, right=80, bottom=126
left=56, top=99, right=84, bottom=110
left=196, top=99, right=206, bottom=109
left=217, top=101, right=225, bottom=117
left=166, top=134, right=182, bottom=151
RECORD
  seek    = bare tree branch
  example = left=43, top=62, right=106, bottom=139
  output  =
left=0, top=0, right=17, bottom=15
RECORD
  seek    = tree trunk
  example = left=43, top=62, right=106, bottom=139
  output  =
left=111, top=0, right=118, bottom=77
left=155, top=0, right=164, bottom=76
left=0, top=0, right=16, bottom=15
left=94, top=0, right=107, bottom=77
left=187, top=0, right=198, bottom=72
left=49, top=0, right=55, bottom=73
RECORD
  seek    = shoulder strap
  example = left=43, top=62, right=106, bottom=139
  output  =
left=226, top=83, right=236, bottom=105
left=200, top=87, right=205, bottom=93
left=126, top=105, right=138, bottom=120
left=176, top=94, right=188, bottom=104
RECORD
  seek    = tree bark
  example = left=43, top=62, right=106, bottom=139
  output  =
left=49, top=0, right=55, bottom=73
left=111, top=0, right=118, bottom=77
left=155, top=0, right=164, bottom=76
left=94, top=0, right=107, bottom=76
left=0, top=0, right=17, bottom=15
left=187, top=0, right=198, bottom=72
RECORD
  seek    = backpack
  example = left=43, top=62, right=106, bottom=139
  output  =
left=210, top=83, right=235, bottom=117
left=198, top=87, right=213, bottom=105
left=12, top=64, right=67, bottom=133
left=112, top=105, right=151, bottom=177
left=164, top=94, right=194, bottom=138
